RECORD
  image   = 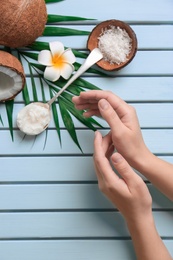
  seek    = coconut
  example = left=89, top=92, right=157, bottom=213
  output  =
left=0, top=51, right=25, bottom=101
left=0, top=0, right=47, bottom=48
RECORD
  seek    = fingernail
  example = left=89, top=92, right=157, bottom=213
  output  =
left=112, top=153, right=123, bottom=163
left=94, top=130, right=100, bottom=138
left=94, top=130, right=98, bottom=137
left=99, top=99, right=109, bottom=110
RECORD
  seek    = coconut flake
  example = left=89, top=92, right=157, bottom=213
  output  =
left=98, top=26, right=132, bottom=65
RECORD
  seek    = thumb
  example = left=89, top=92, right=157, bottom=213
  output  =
left=98, top=99, right=124, bottom=134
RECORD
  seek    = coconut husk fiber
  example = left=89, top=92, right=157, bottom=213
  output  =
left=0, top=0, right=47, bottom=48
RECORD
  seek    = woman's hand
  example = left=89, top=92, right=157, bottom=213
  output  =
left=93, top=130, right=152, bottom=224
left=72, top=90, right=150, bottom=167
left=73, top=90, right=173, bottom=201
left=93, top=131, right=173, bottom=260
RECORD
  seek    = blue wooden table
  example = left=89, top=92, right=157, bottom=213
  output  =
left=0, top=0, right=173, bottom=259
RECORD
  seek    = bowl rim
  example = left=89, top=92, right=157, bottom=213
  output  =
left=87, top=19, right=138, bottom=71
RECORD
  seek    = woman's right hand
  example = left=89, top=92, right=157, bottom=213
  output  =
left=72, top=90, right=150, bottom=167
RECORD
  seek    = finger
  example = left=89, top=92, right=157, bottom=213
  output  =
left=83, top=109, right=101, bottom=118
left=93, top=131, right=119, bottom=183
left=74, top=103, right=98, bottom=111
left=72, top=96, right=99, bottom=115
left=111, top=153, right=140, bottom=187
left=98, top=99, right=124, bottom=136
left=102, top=132, right=115, bottom=158
left=93, top=131, right=105, bottom=183
left=79, top=90, right=130, bottom=119
left=72, top=94, right=98, bottom=106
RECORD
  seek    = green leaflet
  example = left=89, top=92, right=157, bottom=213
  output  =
left=28, top=41, right=49, bottom=51
left=40, top=78, right=46, bottom=103
left=30, top=63, right=45, bottom=73
left=47, top=14, right=95, bottom=23
left=18, top=52, right=30, bottom=105
left=47, top=76, right=100, bottom=98
left=70, top=77, right=101, bottom=91
left=28, top=64, right=38, bottom=102
left=49, top=88, right=61, bottom=145
left=74, top=62, right=105, bottom=76
left=22, top=81, right=30, bottom=105
left=43, top=26, right=89, bottom=36
left=20, top=52, right=39, bottom=61
left=45, top=0, right=63, bottom=3
left=59, top=96, right=82, bottom=152
left=5, top=100, right=14, bottom=141
left=0, top=115, right=3, bottom=125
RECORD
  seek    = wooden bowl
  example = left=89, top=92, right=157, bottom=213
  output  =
left=87, top=20, right=138, bottom=71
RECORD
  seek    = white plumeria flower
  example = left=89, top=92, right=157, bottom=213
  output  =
left=38, top=41, right=76, bottom=82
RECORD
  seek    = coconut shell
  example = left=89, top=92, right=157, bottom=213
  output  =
left=0, top=0, right=47, bottom=48
left=87, top=20, right=138, bottom=71
left=0, top=50, right=25, bottom=101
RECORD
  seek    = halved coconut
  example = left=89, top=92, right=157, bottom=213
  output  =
left=0, top=0, right=47, bottom=48
left=0, top=51, right=25, bottom=101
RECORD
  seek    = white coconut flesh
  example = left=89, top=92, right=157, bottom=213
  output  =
left=0, top=66, right=23, bottom=101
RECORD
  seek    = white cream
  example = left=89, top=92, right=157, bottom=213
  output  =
left=17, top=103, right=51, bottom=135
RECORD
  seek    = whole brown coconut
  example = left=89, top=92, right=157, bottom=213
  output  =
left=0, top=0, right=47, bottom=48
left=0, top=51, right=25, bottom=101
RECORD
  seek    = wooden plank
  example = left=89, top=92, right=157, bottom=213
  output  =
left=40, top=25, right=173, bottom=49
left=0, top=212, right=172, bottom=238
left=0, top=184, right=172, bottom=210
left=0, top=129, right=172, bottom=155
left=46, top=0, right=173, bottom=22
left=0, top=2, right=173, bottom=260
left=0, top=240, right=172, bottom=260
left=1, top=156, right=172, bottom=182
left=21, top=51, right=173, bottom=76
left=11, top=76, right=173, bottom=102
left=0, top=240, right=135, bottom=260
left=1, top=103, right=173, bottom=128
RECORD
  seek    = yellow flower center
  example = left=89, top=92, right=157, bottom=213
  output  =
left=52, top=53, right=64, bottom=68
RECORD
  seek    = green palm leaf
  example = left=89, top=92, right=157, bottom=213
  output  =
left=1, top=0, right=105, bottom=149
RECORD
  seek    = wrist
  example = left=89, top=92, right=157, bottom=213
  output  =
left=126, top=211, right=154, bottom=233
left=126, top=212, right=172, bottom=260
left=130, top=145, right=154, bottom=174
